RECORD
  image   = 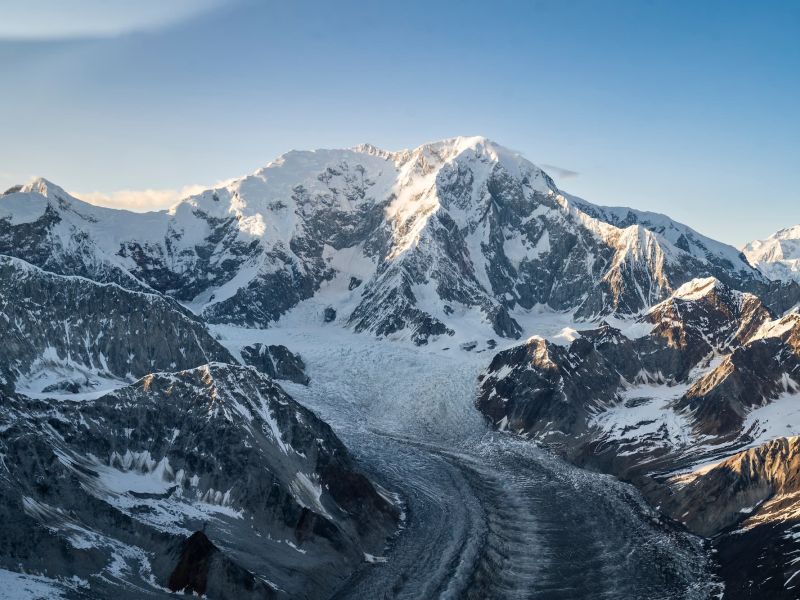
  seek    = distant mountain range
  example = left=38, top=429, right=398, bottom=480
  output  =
left=744, top=224, right=800, bottom=285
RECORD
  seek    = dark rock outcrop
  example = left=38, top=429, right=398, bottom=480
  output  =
left=163, top=531, right=277, bottom=599
left=241, top=343, right=309, bottom=385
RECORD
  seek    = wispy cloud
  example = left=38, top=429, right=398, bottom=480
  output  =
left=541, top=164, right=580, bottom=179
left=0, top=171, right=31, bottom=193
left=0, top=0, right=229, bottom=41
left=74, top=184, right=212, bottom=212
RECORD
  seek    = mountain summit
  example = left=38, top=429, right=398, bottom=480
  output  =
left=0, top=137, right=766, bottom=344
left=744, top=224, right=800, bottom=284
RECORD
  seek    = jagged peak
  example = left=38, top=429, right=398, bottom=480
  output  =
left=398, top=136, right=551, bottom=185
left=19, top=176, right=70, bottom=199
left=664, top=276, right=761, bottom=307
left=744, top=225, right=800, bottom=261
left=655, top=277, right=765, bottom=313
left=137, top=362, right=279, bottom=401
left=750, top=312, right=800, bottom=343
left=351, top=142, right=394, bottom=160
left=670, top=277, right=725, bottom=301
left=743, top=225, right=800, bottom=284
left=645, top=278, right=733, bottom=320
left=763, top=224, right=800, bottom=242
left=180, top=137, right=557, bottom=229
left=0, top=176, right=92, bottom=225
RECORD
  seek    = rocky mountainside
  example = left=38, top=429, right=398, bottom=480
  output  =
left=477, top=275, right=800, bottom=597
left=744, top=225, right=800, bottom=285
left=0, top=229, right=391, bottom=597
left=0, top=363, right=399, bottom=599
left=662, top=436, right=800, bottom=599
left=0, top=254, right=234, bottom=395
left=0, top=137, right=770, bottom=346
left=477, top=277, right=796, bottom=448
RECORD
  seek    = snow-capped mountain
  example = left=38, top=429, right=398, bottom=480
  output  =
left=744, top=224, right=800, bottom=284
left=3, top=136, right=800, bottom=599
left=0, top=137, right=768, bottom=346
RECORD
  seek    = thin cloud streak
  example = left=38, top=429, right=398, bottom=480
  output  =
left=74, top=184, right=212, bottom=212
left=541, top=164, right=580, bottom=179
left=0, top=0, right=229, bottom=41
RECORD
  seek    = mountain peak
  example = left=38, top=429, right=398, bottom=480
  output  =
left=19, top=176, right=69, bottom=199
left=662, top=276, right=762, bottom=311
left=771, top=224, right=800, bottom=241
left=670, top=276, right=724, bottom=300
left=0, top=177, right=80, bottom=226
left=744, top=225, right=800, bottom=284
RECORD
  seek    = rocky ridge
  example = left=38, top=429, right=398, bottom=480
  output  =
left=0, top=254, right=234, bottom=394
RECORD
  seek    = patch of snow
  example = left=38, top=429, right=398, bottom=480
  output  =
left=742, top=390, right=800, bottom=447
left=591, top=383, right=694, bottom=455
left=0, top=568, right=73, bottom=599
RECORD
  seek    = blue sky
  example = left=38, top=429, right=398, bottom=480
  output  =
left=0, top=0, right=797, bottom=246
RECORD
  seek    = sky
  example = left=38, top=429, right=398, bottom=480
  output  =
left=0, top=0, right=797, bottom=246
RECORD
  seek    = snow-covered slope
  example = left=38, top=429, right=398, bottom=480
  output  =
left=744, top=225, right=800, bottom=284
left=0, top=137, right=765, bottom=346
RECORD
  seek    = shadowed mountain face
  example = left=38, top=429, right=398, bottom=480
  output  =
left=0, top=364, right=399, bottom=599
left=0, top=254, right=235, bottom=394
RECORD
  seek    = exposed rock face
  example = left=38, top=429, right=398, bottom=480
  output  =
left=0, top=254, right=234, bottom=393
left=653, top=437, right=800, bottom=599
left=663, top=437, right=800, bottom=537
left=0, top=137, right=764, bottom=345
left=0, top=364, right=398, bottom=598
left=477, top=277, right=800, bottom=446
left=241, top=343, right=309, bottom=385
left=161, top=531, right=277, bottom=599
left=477, top=335, right=624, bottom=438
left=643, top=277, right=772, bottom=368
left=675, top=312, right=800, bottom=436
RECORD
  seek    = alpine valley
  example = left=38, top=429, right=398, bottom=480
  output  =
left=2, top=136, right=800, bottom=599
